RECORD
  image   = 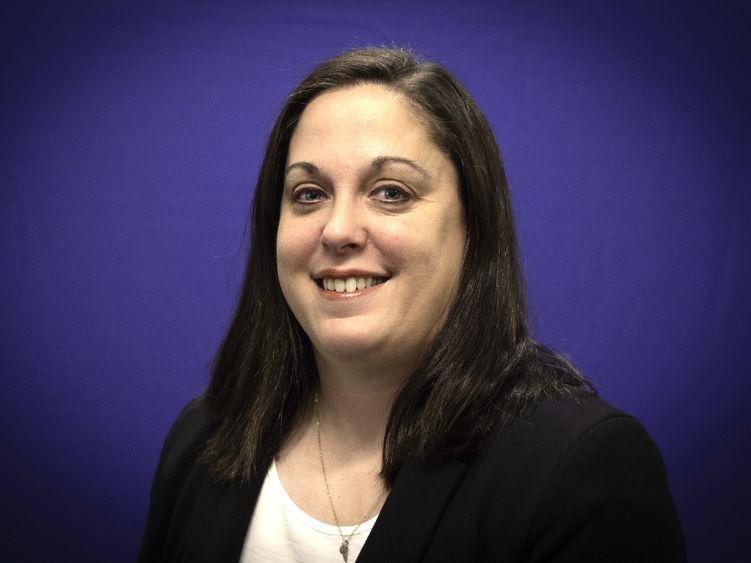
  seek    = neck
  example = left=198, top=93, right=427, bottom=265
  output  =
left=313, top=352, right=410, bottom=457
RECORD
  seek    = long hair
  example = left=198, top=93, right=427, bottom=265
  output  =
left=203, top=47, right=589, bottom=485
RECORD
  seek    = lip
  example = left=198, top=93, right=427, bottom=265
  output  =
left=314, top=268, right=390, bottom=279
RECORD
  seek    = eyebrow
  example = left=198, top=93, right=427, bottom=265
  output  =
left=285, top=156, right=430, bottom=179
left=285, top=161, right=320, bottom=176
left=371, top=156, right=430, bottom=178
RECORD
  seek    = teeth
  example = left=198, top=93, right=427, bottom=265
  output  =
left=321, top=277, right=384, bottom=294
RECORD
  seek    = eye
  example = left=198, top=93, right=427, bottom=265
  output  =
left=372, top=185, right=410, bottom=203
left=292, top=187, right=326, bottom=204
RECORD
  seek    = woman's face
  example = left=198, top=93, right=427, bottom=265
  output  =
left=276, top=83, right=466, bottom=371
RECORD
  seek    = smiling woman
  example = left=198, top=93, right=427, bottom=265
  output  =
left=139, top=48, right=686, bottom=562
left=278, top=84, right=466, bottom=370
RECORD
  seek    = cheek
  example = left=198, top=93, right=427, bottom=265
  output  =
left=276, top=221, right=309, bottom=300
left=425, top=212, right=466, bottom=295
left=277, top=214, right=313, bottom=268
left=381, top=212, right=465, bottom=286
left=276, top=239, right=309, bottom=326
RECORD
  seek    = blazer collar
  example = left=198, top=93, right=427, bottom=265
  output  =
left=357, top=456, right=467, bottom=563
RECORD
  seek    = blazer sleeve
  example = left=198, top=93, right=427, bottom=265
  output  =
left=523, top=416, right=686, bottom=562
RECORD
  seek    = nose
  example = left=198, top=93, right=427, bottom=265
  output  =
left=320, top=195, right=366, bottom=253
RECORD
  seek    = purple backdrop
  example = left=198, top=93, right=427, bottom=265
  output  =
left=1, top=1, right=748, bottom=561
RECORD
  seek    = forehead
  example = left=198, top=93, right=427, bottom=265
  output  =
left=287, top=84, right=440, bottom=166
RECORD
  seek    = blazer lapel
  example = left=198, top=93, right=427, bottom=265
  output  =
left=357, top=456, right=467, bottom=563
left=180, top=465, right=263, bottom=563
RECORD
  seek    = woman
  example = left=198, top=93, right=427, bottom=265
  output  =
left=139, top=47, right=685, bottom=562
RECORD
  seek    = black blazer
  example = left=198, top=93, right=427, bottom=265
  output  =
left=139, top=391, right=685, bottom=562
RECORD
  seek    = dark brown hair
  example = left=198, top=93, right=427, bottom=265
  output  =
left=203, top=47, right=588, bottom=485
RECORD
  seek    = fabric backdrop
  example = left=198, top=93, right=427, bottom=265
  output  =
left=1, top=1, right=748, bottom=561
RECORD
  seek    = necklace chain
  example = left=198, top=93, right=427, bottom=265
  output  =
left=314, top=393, right=385, bottom=563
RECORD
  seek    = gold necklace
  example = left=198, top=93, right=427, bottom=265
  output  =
left=314, top=393, right=386, bottom=563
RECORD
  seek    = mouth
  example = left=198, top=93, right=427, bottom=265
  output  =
left=315, top=276, right=388, bottom=294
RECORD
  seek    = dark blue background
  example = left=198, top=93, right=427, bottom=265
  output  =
left=1, top=1, right=748, bottom=561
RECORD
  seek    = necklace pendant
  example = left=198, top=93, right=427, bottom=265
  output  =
left=339, top=539, right=349, bottom=562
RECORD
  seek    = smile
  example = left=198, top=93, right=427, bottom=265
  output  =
left=317, top=276, right=387, bottom=294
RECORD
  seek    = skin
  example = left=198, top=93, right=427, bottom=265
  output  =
left=275, top=83, right=466, bottom=525
left=277, top=84, right=466, bottom=378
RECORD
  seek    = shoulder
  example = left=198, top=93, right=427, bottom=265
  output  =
left=150, top=396, right=217, bottom=509
left=477, top=389, right=641, bottom=483
left=475, top=390, right=686, bottom=561
left=139, top=396, right=216, bottom=562
left=157, top=397, right=215, bottom=477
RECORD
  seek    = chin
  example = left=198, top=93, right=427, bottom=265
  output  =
left=316, top=335, right=383, bottom=361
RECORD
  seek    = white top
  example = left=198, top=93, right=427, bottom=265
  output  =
left=239, top=460, right=379, bottom=563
